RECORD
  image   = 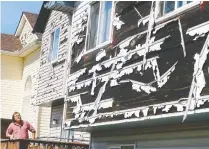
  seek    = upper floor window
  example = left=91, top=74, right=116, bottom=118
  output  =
left=87, top=1, right=112, bottom=51
left=162, top=1, right=192, bottom=15
left=49, top=28, right=60, bottom=62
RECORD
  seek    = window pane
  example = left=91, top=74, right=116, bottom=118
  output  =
left=164, top=1, right=175, bottom=14
left=49, top=32, right=55, bottom=61
left=178, top=1, right=192, bottom=8
left=52, top=28, right=60, bottom=60
left=49, top=28, right=60, bottom=61
left=177, top=1, right=183, bottom=8
left=88, top=2, right=100, bottom=50
left=98, top=1, right=112, bottom=44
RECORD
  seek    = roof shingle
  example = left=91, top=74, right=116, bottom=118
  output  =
left=0, top=34, right=22, bottom=52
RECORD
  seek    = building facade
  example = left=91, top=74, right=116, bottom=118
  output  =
left=0, top=12, right=50, bottom=139
left=33, top=1, right=90, bottom=142
left=34, top=1, right=209, bottom=148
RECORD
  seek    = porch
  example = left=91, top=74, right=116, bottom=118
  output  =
left=0, top=139, right=89, bottom=149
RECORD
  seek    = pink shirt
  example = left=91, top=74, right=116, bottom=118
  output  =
left=6, top=120, right=35, bottom=139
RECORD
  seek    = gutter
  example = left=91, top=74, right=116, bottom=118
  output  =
left=0, top=39, right=42, bottom=57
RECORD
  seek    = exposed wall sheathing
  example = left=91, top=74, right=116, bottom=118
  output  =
left=64, top=2, right=209, bottom=128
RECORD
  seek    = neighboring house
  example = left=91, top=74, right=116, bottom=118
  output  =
left=0, top=12, right=50, bottom=139
left=33, top=1, right=209, bottom=148
left=33, top=1, right=89, bottom=142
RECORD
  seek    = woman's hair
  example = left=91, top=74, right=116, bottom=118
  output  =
left=12, top=112, right=22, bottom=122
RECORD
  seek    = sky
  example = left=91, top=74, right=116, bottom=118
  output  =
left=1, top=1, right=43, bottom=35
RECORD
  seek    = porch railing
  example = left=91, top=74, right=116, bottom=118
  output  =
left=0, top=139, right=89, bottom=149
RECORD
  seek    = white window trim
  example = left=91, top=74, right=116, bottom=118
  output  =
left=84, top=1, right=115, bottom=55
left=48, top=26, right=61, bottom=64
left=109, top=144, right=136, bottom=149
left=155, top=1, right=201, bottom=25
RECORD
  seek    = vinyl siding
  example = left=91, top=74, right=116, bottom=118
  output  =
left=36, top=10, right=72, bottom=105
left=19, top=15, right=37, bottom=47
left=36, top=6, right=90, bottom=142
left=38, top=106, right=51, bottom=138
left=0, top=54, right=24, bottom=119
left=1, top=54, right=23, bottom=80
left=21, top=48, right=51, bottom=137
left=66, top=1, right=91, bottom=143
left=22, top=48, right=40, bottom=126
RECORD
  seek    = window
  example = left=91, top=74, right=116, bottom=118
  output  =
left=49, top=28, right=60, bottom=62
left=162, top=1, right=192, bottom=15
left=87, top=1, right=112, bottom=51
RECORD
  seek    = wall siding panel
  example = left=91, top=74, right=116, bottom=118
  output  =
left=0, top=55, right=24, bottom=119
left=36, top=10, right=71, bottom=104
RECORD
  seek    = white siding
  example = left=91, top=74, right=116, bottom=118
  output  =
left=38, top=106, right=51, bottom=138
left=0, top=54, right=24, bottom=119
left=71, top=1, right=89, bottom=45
left=36, top=4, right=90, bottom=142
left=19, top=15, right=37, bottom=47
left=36, top=10, right=72, bottom=104
left=0, top=80, right=23, bottom=119
left=66, top=1, right=91, bottom=143
left=21, top=49, right=41, bottom=127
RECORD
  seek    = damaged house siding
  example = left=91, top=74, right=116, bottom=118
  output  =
left=36, top=10, right=71, bottom=105
left=64, top=1, right=209, bottom=129
left=36, top=5, right=90, bottom=141
left=36, top=9, right=71, bottom=137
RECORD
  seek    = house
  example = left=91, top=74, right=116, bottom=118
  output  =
left=0, top=12, right=51, bottom=139
left=64, top=1, right=209, bottom=148
left=34, top=1, right=209, bottom=148
left=33, top=1, right=90, bottom=142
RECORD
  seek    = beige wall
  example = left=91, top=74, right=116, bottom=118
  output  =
left=0, top=48, right=51, bottom=138
left=0, top=54, right=24, bottom=119
left=1, top=54, right=23, bottom=80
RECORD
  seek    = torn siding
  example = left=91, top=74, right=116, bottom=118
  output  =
left=36, top=7, right=90, bottom=142
left=66, top=2, right=209, bottom=128
left=36, top=10, right=72, bottom=105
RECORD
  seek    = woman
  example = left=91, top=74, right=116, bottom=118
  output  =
left=6, top=112, right=36, bottom=148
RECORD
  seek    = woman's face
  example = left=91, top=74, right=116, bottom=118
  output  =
left=14, top=113, right=21, bottom=122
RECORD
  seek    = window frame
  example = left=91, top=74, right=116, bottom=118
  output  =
left=155, top=1, right=201, bottom=25
left=48, top=26, right=61, bottom=63
left=84, top=1, right=114, bottom=54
